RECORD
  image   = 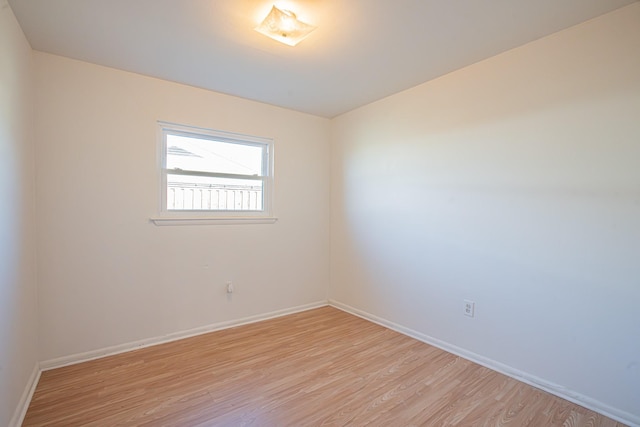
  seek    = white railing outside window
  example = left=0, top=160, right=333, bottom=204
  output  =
left=167, top=182, right=263, bottom=211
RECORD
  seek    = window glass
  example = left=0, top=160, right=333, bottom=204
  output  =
left=159, top=122, right=273, bottom=215
left=166, top=134, right=264, bottom=176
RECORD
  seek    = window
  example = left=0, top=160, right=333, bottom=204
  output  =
left=155, top=122, right=274, bottom=224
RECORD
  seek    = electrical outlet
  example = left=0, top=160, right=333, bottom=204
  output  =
left=226, top=281, right=234, bottom=293
left=464, top=300, right=475, bottom=317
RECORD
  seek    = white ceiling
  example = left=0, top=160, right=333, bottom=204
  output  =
left=8, top=0, right=637, bottom=118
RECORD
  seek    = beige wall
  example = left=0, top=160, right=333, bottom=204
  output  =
left=330, top=4, right=640, bottom=422
left=0, top=3, right=39, bottom=426
left=34, top=53, right=331, bottom=361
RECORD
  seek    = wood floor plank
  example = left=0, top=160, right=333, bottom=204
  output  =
left=23, top=306, right=627, bottom=426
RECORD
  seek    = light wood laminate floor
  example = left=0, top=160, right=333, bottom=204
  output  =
left=24, top=306, right=627, bottom=426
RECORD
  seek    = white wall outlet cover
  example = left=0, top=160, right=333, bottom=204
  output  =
left=464, top=300, right=475, bottom=317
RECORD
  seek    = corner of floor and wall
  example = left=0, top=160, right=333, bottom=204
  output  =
left=3, top=1, right=640, bottom=426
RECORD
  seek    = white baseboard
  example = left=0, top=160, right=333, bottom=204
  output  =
left=9, top=362, right=40, bottom=427
left=328, top=299, right=639, bottom=427
left=40, top=301, right=328, bottom=371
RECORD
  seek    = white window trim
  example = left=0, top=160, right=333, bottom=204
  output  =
left=151, top=121, right=277, bottom=225
left=150, top=217, right=278, bottom=226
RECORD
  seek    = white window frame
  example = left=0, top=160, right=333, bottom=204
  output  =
left=151, top=121, right=276, bottom=225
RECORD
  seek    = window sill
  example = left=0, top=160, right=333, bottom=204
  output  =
left=150, top=216, right=278, bottom=226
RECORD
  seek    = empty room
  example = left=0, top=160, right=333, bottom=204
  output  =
left=2, top=0, right=639, bottom=426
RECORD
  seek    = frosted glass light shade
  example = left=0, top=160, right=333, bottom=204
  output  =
left=255, top=5, right=316, bottom=46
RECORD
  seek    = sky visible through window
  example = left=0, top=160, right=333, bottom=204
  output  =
left=166, top=134, right=263, bottom=176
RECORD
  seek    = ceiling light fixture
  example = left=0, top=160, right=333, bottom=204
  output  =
left=255, top=5, right=316, bottom=46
